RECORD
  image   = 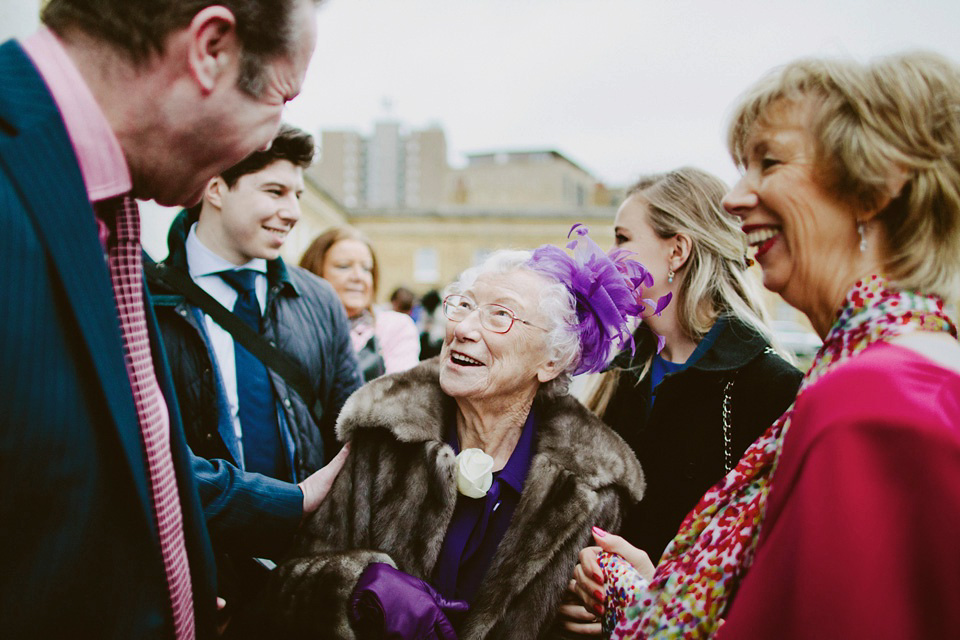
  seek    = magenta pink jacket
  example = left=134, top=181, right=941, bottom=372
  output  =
left=720, top=342, right=960, bottom=639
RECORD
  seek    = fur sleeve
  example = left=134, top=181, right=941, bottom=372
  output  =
left=256, top=430, right=397, bottom=639
left=540, top=487, right=626, bottom=640
left=260, top=548, right=394, bottom=638
left=478, top=484, right=628, bottom=640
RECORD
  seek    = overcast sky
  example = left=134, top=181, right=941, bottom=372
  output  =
left=284, top=0, right=960, bottom=188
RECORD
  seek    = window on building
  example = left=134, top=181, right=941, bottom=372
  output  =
left=414, top=248, right=439, bottom=284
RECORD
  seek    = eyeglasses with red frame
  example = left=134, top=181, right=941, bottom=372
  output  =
left=442, top=294, right=547, bottom=334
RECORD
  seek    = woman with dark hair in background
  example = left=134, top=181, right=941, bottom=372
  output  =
left=561, top=167, right=801, bottom=635
left=300, top=226, right=420, bottom=381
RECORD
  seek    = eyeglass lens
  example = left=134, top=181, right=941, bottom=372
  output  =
left=444, top=296, right=515, bottom=333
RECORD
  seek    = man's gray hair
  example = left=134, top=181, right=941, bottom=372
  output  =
left=41, top=0, right=319, bottom=97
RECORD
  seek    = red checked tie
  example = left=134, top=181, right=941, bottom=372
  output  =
left=101, top=195, right=196, bottom=639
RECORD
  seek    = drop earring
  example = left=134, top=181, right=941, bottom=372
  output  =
left=667, top=268, right=675, bottom=284
left=857, top=220, right=867, bottom=253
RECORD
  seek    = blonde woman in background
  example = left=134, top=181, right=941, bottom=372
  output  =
left=561, top=167, right=801, bottom=635
left=300, top=226, right=420, bottom=381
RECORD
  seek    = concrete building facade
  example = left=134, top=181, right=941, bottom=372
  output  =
left=448, top=150, right=600, bottom=210
left=340, top=207, right=617, bottom=304
left=304, top=122, right=618, bottom=303
left=278, top=173, right=351, bottom=264
left=309, top=120, right=448, bottom=210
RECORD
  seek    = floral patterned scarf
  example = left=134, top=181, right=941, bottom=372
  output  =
left=599, top=275, right=957, bottom=639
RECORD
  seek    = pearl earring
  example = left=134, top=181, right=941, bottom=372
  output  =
left=667, top=269, right=675, bottom=284
left=857, top=221, right=867, bottom=253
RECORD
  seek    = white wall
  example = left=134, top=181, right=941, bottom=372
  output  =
left=139, top=201, right=181, bottom=262
left=0, top=1, right=41, bottom=41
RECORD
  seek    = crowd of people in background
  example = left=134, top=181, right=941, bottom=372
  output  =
left=2, top=1, right=960, bottom=639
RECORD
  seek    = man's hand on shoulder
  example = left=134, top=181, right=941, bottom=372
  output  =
left=298, top=442, right=350, bottom=515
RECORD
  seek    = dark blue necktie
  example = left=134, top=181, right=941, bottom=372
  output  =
left=218, top=269, right=286, bottom=479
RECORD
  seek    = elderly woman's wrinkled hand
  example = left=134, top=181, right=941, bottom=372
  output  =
left=557, top=579, right=603, bottom=636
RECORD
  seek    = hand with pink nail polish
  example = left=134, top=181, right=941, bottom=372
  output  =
left=558, top=526, right=658, bottom=636
left=556, top=583, right=603, bottom=637
left=590, top=526, right=655, bottom=582
left=556, top=526, right=613, bottom=636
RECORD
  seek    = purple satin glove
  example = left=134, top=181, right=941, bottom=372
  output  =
left=350, top=562, right=469, bottom=640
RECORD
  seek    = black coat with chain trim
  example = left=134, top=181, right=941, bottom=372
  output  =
left=601, top=317, right=802, bottom=562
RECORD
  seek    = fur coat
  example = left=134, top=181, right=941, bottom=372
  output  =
left=260, top=359, right=645, bottom=639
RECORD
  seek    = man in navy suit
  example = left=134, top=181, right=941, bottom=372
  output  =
left=0, top=0, right=345, bottom=637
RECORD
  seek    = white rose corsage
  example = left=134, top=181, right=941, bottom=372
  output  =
left=455, top=448, right=494, bottom=498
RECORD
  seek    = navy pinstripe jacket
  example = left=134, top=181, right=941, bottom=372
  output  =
left=0, top=39, right=303, bottom=638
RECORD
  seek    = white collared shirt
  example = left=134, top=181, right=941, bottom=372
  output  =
left=185, top=223, right=268, bottom=454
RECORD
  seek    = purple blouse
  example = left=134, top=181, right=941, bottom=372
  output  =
left=433, top=408, right=537, bottom=604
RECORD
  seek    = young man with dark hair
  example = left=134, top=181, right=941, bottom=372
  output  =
left=148, top=123, right=362, bottom=621
left=150, top=124, right=361, bottom=485
left=0, top=1, right=341, bottom=637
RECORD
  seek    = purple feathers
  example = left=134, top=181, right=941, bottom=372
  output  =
left=528, top=224, right=671, bottom=375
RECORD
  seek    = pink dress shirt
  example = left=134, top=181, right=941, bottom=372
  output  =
left=22, top=28, right=130, bottom=202
left=22, top=28, right=195, bottom=639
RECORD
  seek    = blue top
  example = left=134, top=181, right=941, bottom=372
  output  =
left=650, top=356, right=684, bottom=393
left=649, top=317, right=728, bottom=407
left=433, top=407, right=537, bottom=604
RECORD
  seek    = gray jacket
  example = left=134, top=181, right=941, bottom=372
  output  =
left=148, top=210, right=363, bottom=481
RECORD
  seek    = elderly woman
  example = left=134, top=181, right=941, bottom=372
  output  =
left=578, top=52, right=960, bottom=639
left=260, top=229, right=659, bottom=639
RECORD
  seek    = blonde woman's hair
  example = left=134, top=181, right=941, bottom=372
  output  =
left=728, top=51, right=960, bottom=305
left=586, top=167, right=782, bottom=416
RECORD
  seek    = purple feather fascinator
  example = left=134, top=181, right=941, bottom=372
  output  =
left=528, top=224, right=672, bottom=375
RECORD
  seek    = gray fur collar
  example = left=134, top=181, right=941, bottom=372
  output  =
left=337, top=358, right=644, bottom=500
